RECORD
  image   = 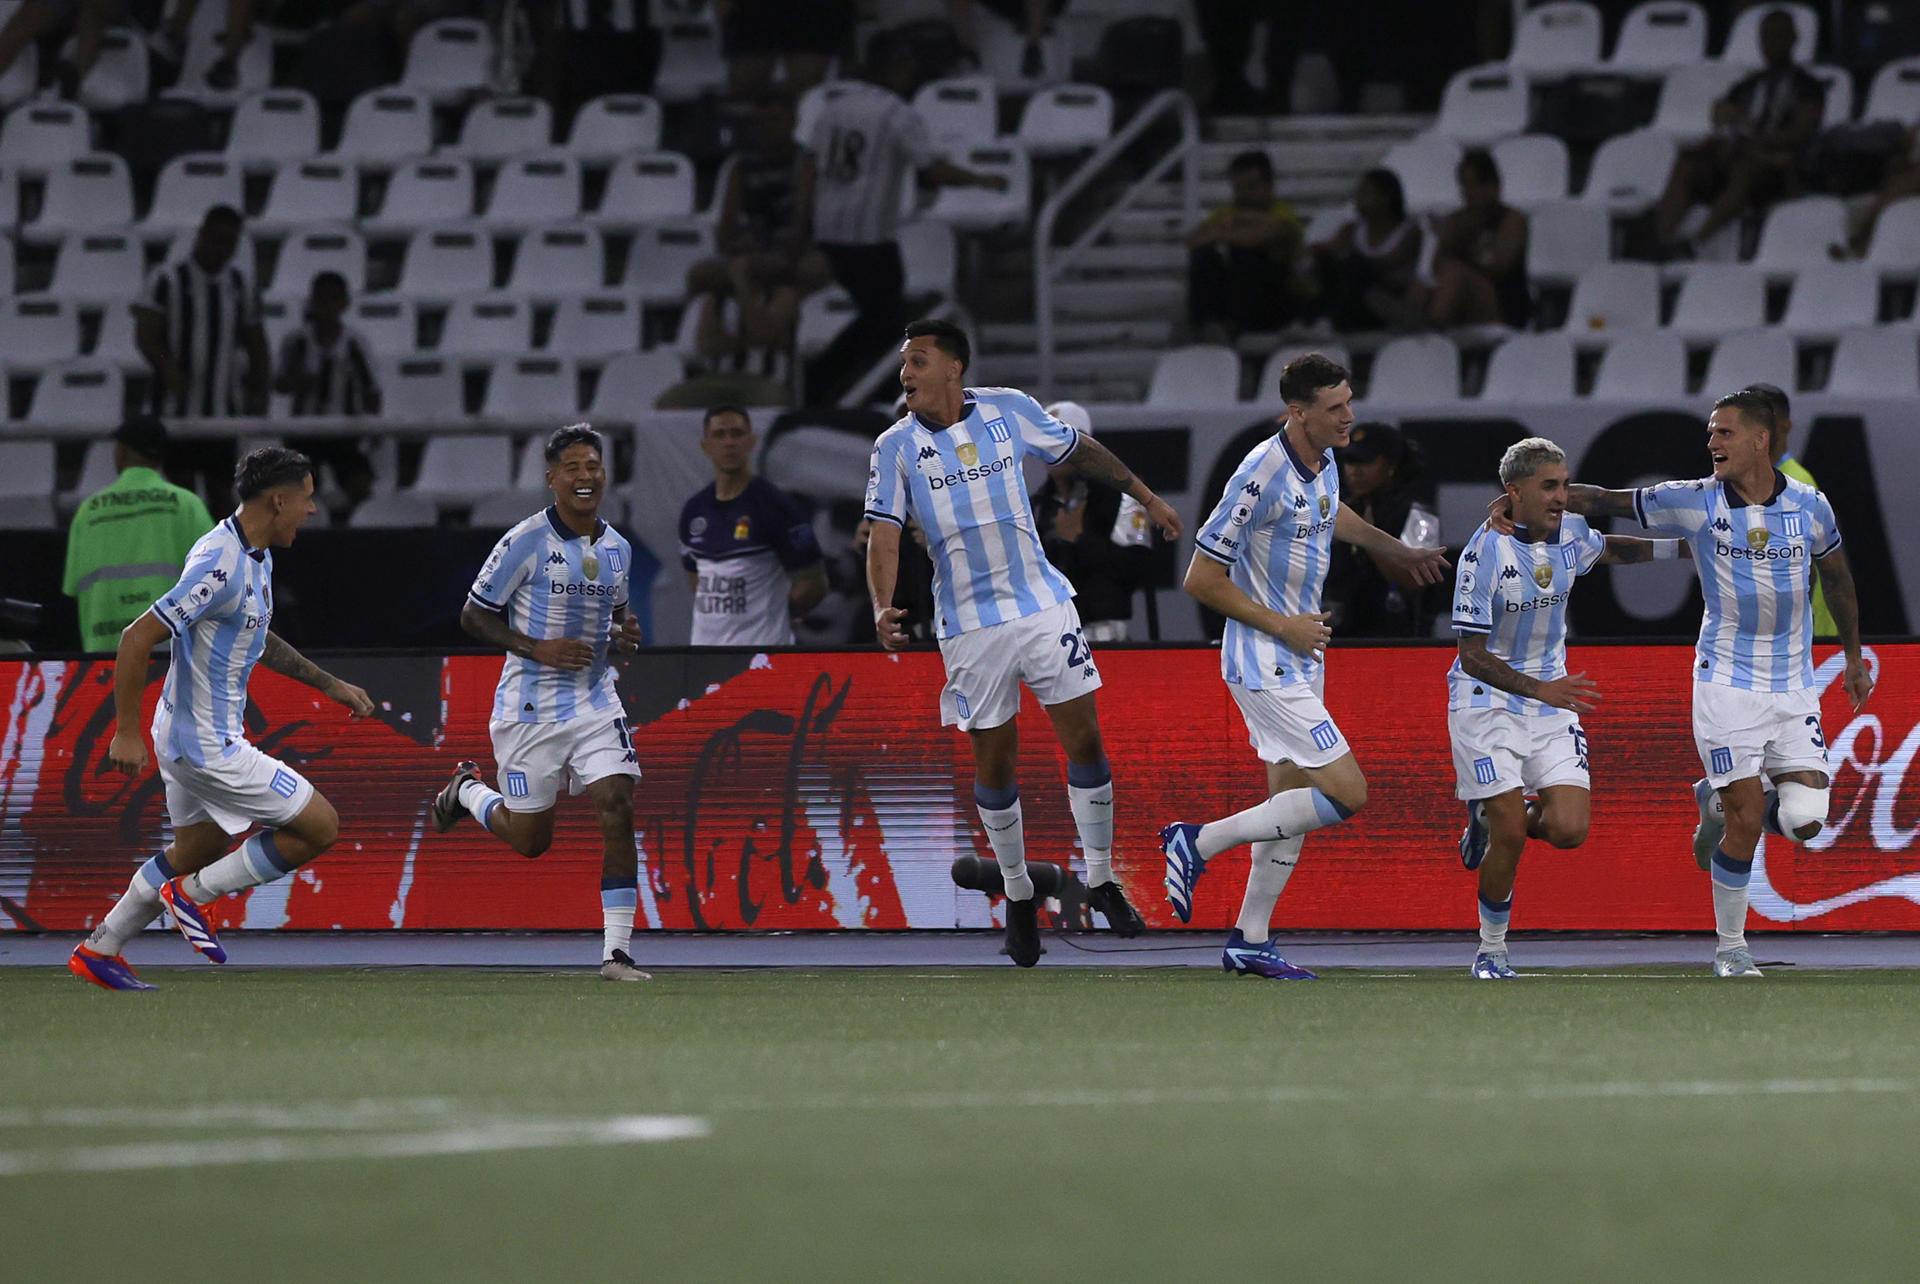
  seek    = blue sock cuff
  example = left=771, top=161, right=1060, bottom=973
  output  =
left=1478, top=893, right=1512, bottom=918
left=141, top=853, right=176, bottom=886
left=600, top=883, right=638, bottom=909
left=1310, top=789, right=1352, bottom=827
left=257, top=830, right=297, bottom=876
left=478, top=796, right=502, bottom=828
left=1710, top=847, right=1753, bottom=888
left=974, top=781, right=1019, bottom=811
left=1066, top=759, right=1112, bottom=789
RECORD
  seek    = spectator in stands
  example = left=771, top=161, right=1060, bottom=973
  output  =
left=1195, top=0, right=1287, bottom=114
left=1844, top=129, right=1920, bottom=258
left=1748, top=381, right=1837, bottom=639
left=795, top=29, right=1007, bottom=405
left=1185, top=149, right=1309, bottom=343
left=1410, top=147, right=1529, bottom=329
left=0, top=1, right=114, bottom=97
left=1310, top=167, right=1424, bottom=332
left=670, top=253, right=800, bottom=409
left=1322, top=422, right=1439, bottom=637
left=134, top=205, right=270, bottom=504
left=719, top=0, right=854, bottom=96
left=1030, top=401, right=1152, bottom=642
left=706, top=89, right=832, bottom=316
left=949, top=0, right=1067, bottom=79
left=276, top=271, right=381, bottom=507
left=62, top=415, right=213, bottom=653
left=1653, top=7, right=1825, bottom=257
left=155, top=0, right=255, bottom=89
left=848, top=514, right=935, bottom=644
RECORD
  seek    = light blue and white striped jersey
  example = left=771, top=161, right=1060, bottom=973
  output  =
left=864, top=386, right=1079, bottom=639
left=1193, top=430, right=1340, bottom=691
left=469, top=507, right=632, bottom=723
left=1448, top=516, right=1607, bottom=716
left=1634, top=471, right=1841, bottom=691
left=148, top=515, right=275, bottom=767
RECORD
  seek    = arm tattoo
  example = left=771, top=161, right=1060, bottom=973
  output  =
left=1603, top=536, right=1654, bottom=564
left=259, top=631, right=335, bottom=692
left=1567, top=484, right=1638, bottom=519
left=1066, top=435, right=1139, bottom=497
left=1817, top=550, right=1864, bottom=654
left=1458, top=635, right=1544, bottom=702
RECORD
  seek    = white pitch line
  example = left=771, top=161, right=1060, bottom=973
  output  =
left=0, top=1115, right=709, bottom=1178
left=0, top=1097, right=463, bottom=1131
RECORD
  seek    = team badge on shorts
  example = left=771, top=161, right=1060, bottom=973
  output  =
left=1533, top=563, right=1554, bottom=589
left=505, top=771, right=529, bottom=798
left=1311, top=721, right=1339, bottom=752
left=1474, top=756, right=1497, bottom=786
left=270, top=769, right=299, bottom=799
left=956, top=693, right=971, bottom=718
left=1710, top=747, right=1733, bottom=776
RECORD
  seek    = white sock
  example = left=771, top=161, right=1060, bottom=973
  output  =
left=1235, top=836, right=1303, bottom=943
left=1068, top=781, right=1115, bottom=887
left=1197, top=786, right=1349, bottom=859
left=87, top=854, right=172, bottom=955
left=1478, top=892, right=1512, bottom=954
left=182, top=831, right=297, bottom=904
left=979, top=800, right=1031, bottom=900
left=1709, top=850, right=1752, bottom=951
left=601, top=882, right=636, bottom=960
left=459, top=777, right=505, bottom=831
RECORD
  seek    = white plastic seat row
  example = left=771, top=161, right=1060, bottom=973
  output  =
left=1505, top=2, right=1817, bottom=75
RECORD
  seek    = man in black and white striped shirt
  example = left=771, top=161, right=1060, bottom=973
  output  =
left=135, top=205, right=271, bottom=421
left=276, top=270, right=383, bottom=505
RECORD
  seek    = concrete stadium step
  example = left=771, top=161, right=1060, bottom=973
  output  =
left=1059, top=243, right=1188, bottom=274
left=978, top=319, right=1175, bottom=353
left=1049, top=277, right=1185, bottom=319
left=1109, top=209, right=1190, bottom=243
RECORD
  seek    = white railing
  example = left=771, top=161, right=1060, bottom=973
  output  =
left=1033, top=90, right=1201, bottom=395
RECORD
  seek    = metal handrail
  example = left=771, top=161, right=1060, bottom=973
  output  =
left=1033, top=90, right=1200, bottom=395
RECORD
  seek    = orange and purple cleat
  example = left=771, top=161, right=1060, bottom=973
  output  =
left=68, top=944, right=157, bottom=991
left=158, top=879, right=227, bottom=963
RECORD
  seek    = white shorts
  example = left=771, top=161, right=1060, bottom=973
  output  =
left=1692, top=682, right=1829, bottom=789
left=937, top=599, right=1102, bottom=731
left=1229, top=679, right=1351, bottom=769
left=157, top=742, right=315, bottom=836
left=489, top=712, right=642, bottom=813
left=1448, top=705, right=1590, bottom=802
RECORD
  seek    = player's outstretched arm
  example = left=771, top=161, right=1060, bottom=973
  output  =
left=1183, top=551, right=1330, bottom=658
left=459, top=601, right=592, bottom=671
left=1486, top=484, right=1637, bottom=534
left=1457, top=632, right=1600, bottom=713
left=1066, top=436, right=1182, bottom=539
left=1815, top=547, right=1874, bottom=711
left=260, top=631, right=373, bottom=716
left=1597, top=535, right=1689, bottom=565
left=1333, top=502, right=1449, bottom=587
left=864, top=518, right=909, bottom=650
left=107, top=611, right=171, bottom=774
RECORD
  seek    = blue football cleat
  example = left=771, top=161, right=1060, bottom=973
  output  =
left=159, top=879, right=227, bottom=963
left=68, top=944, right=157, bottom=991
left=1220, top=929, right=1317, bottom=979
left=1160, top=822, right=1207, bottom=924
left=1470, top=951, right=1517, bottom=979
left=1459, top=800, right=1489, bottom=871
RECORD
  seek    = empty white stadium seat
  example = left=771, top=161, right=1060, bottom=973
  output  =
left=349, top=491, right=441, bottom=527
left=547, top=295, right=641, bottom=359
left=900, top=220, right=957, bottom=297
left=0, top=101, right=88, bottom=171
left=1864, top=196, right=1920, bottom=279
left=394, top=228, right=494, bottom=299
left=378, top=355, right=458, bottom=421
left=470, top=490, right=545, bottom=528
left=0, top=441, right=55, bottom=501
left=24, top=153, right=133, bottom=244
left=1525, top=200, right=1611, bottom=284
left=73, top=27, right=148, bottom=110
left=652, top=15, right=726, bottom=103
left=1146, top=345, right=1239, bottom=406
left=913, top=76, right=998, bottom=148
left=1650, top=62, right=1750, bottom=139
left=69, top=439, right=117, bottom=498
left=1480, top=332, right=1578, bottom=400
left=1491, top=134, right=1568, bottom=207
left=566, top=94, right=663, bottom=161
left=1751, top=195, right=1848, bottom=273
left=1508, top=1, right=1603, bottom=75
left=26, top=359, right=123, bottom=428
left=975, top=18, right=1070, bottom=90
left=1564, top=261, right=1661, bottom=334
left=1701, top=328, right=1795, bottom=395
left=1250, top=343, right=1353, bottom=404
left=1808, top=64, right=1854, bottom=128
left=1016, top=84, right=1114, bottom=155
left=170, top=26, right=271, bottom=106
left=926, top=144, right=1031, bottom=230
left=255, top=159, right=357, bottom=233
left=349, top=298, right=419, bottom=353
left=1381, top=133, right=1463, bottom=214
left=620, top=220, right=712, bottom=303
left=47, top=232, right=144, bottom=304
left=483, top=152, right=582, bottom=231
left=226, top=90, right=321, bottom=170
left=140, top=154, right=243, bottom=243
left=0, top=7, right=34, bottom=108
left=1591, top=330, right=1689, bottom=401
left=0, top=230, right=13, bottom=296
left=439, top=294, right=534, bottom=359
left=511, top=434, right=548, bottom=489
left=588, top=350, right=683, bottom=415
left=1580, top=128, right=1675, bottom=213
left=482, top=356, right=578, bottom=420
left=1433, top=64, right=1529, bottom=143
left=1827, top=327, right=1920, bottom=396
left=1719, top=2, right=1816, bottom=65
left=0, top=298, right=78, bottom=371
left=592, top=151, right=697, bottom=228
left=1609, top=1, right=1707, bottom=72
left=90, top=299, right=146, bottom=370
left=507, top=223, right=606, bottom=297
left=1777, top=261, right=1879, bottom=335
left=1667, top=262, right=1766, bottom=336
left=267, top=227, right=367, bottom=301
left=1367, top=334, right=1460, bottom=403
left=402, top=18, right=492, bottom=103
left=448, top=96, right=553, bottom=161
left=411, top=432, right=513, bottom=507
left=1862, top=56, right=1920, bottom=125
left=795, top=288, right=856, bottom=357
left=334, top=88, right=433, bottom=165
left=366, top=157, right=476, bottom=236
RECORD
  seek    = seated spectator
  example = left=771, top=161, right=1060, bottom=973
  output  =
left=1311, top=167, right=1423, bottom=332
left=1186, top=149, right=1308, bottom=342
left=276, top=271, right=382, bottom=506
left=1653, top=8, right=1824, bottom=256
left=709, top=90, right=831, bottom=304
left=1410, top=148, right=1529, bottom=329
left=1322, top=422, right=1439, bottom=637
left=1845, top=127, right=1920, bottom=257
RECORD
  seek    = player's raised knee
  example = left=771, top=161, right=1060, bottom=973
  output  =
left=295, top=794, right=341, bottom=853
left=1775, top=782, right=1828, bottom=842
left=1543, top=817, right=1589, bottom=849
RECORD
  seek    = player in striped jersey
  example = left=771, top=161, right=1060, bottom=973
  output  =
left=431, top=424, right=652, bottom=981
left=1449, top=438, right=1687, bottom=979
left=865, top=319, right=1181, bottom=965
left=1158, top=354, right=1448, bottom=979
left=71, top=448, right=374, bottom=990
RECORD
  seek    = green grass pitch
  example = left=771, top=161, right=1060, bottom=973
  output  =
left=5, top=966, right=1917, bottom=1280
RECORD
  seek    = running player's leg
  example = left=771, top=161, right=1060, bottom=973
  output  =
left=1763, top=769, right=1829, bottom=842
left=1530, top=784, right=1591, bottom=850
left=436, top=720, right=564, bottom=856
left=1193, top=747, right=1365, bottom=860
left=1042, top=691, right=1145, bottom=935
left=70, top=820, right=230, bottom=988
left=1693, top=686, right=1770, bottom=974
left=967, top=717, right=1027, bottom=895
left=1756, top=689, right=1832, bottom=843
left=585, top=773, right=650, bottom=981
left=1216, top=758, right=1315, bottom=979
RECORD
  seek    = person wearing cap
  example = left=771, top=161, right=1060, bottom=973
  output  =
left=1031, top=400, right=1153, bottom=643
left=1324, top=421, right=1439, bottom=637
left=62, top=416, right=215, bottom=652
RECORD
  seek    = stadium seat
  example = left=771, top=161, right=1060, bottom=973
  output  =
left=913, top=76, right=999, bottom=148
left=1826, top=327, right=1920, bottom=396
left=470, top=489, right=545, bottom=528
left=348, top=491, right=441, bottom=528
left=1250, top=343, right=1353, bottom=404
left=506, top=223, right=607, bottom=298
left=592, top=151, right=697, bottom=229
left=447, top=97, right=553, bottom=162
left=438, top=294, right=535, bottom=359
left=46, top=232, right=143, bottom=304
left=26, top=359, right=123, bottom=428
left=1478, top=332, right=1576, bottom=400
left=1381, top=133, right=1462, bottom=214
left=1608, top=1, right=1708, bottom=72
left=1432, top=64, right=1530, bottom=143
left=140, top=154, right=244, bottom=244
left=1591, top=330, right=1689, bottom=400
left=89, top=299, right=146, bottom=370
left=482, top=356, right=579, bottom=421
left=0, top=439, right=55, bottom=515
left=1564, top=262, right=1661, bottom=334
left=255, top=159, right=358, bottom=233
left=1808, top=64, right=1854, bottom=128
left=1701, top=328, right=1795, bottom=395
left=0, top=298, right=78, bottom=372
left=1016, top=84, right=1114, bottom=156
left=926, top=144, right=1031, bottom=230
left=170, top=25, right=271, bottom=106
left=267, top=227, right=367, bottom=301
left=588, top=350, right=682, bottom=415
left=1776, top=261, right=1879, bottom=335
left=225, top=91, right=321, bottom=171
left=410, top=432, right=513, bottom=508
left=377, top=355, right=459, bottom=421
left=1864, top=196, right=1920, bottom=280
left=1491, top=134, right=1569, bottom=207
left=511, top=434, right=549, bottom=489
left=73, top=27, right=148, bottom=111
left=0, top=15, right=33, bottom=108
left=333, top=88, right=434, bottom=166
left=1525, top=200, right=1611, bottom=285
left=350, top=298, right=419, bottom=353
left=393, top=228, right=494, bottom=299
left=1667, top=263, right=1766, bottom=336
left=620, top=220, right=712, bottom=303
left=652, top=15, right=727, bottom=103
left=900, top=219, right=957, bottom=297
left=23, top=154, right=133, bottom=245
left=566, top=94, right=663, bottom=161
left=402, top=18, right=493, bottom=104
left=1649, top=62, right=1750, bottom=140
left=0, top=102, right=89, bottom=172
left=1146, top=345, right=1239, bottom=406
left=975, top=18, right=1071, bottom=91
left=1507, top=1, right=1603, bottom=76
left=1580, top=129, right=1675, bottom=214
left=1752, top=196, right=1847, bottom=273
left=68, top=439, right=117, bottom=498
left=1862, top=56, right=1920, bottom=125
left=365, top=157, right=477, bottom=236
left=547, top=295, right=640, bottom=360
left=1719, top=2, right=1816, bottom=65
left=1367, top=334, right=1460, bottom=403
left=0, top=232, right=12, bottom=297
left=795, top=287, right=857, bottom=357
left=482, top=152, right=583, bottom=232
